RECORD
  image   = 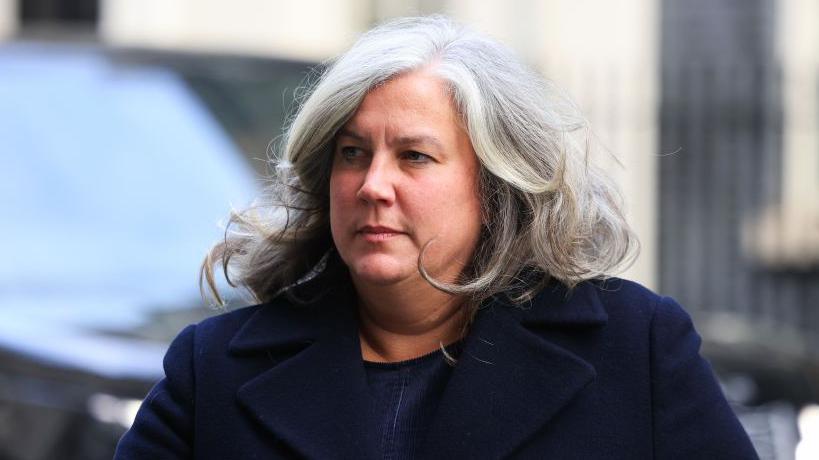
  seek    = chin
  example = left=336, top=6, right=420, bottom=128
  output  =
left=345, top=255, right=416, bottom=286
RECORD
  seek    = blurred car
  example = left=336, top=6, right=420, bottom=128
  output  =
left=0, top=41, right=311, bottom=460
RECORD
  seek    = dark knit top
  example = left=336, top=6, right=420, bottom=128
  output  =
left=364, top=346, right=460, bottom=460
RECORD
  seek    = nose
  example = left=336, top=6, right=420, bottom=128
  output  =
left=356, top=155, right=396, bottom=205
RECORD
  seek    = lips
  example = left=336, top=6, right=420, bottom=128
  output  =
left=357, top=225, right=405, bottom=242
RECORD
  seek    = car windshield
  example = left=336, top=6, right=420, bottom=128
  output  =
left=0, top=44, right=263, bottom=379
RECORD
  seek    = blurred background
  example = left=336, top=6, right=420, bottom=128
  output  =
left=0, top=0, right=817, bottom=458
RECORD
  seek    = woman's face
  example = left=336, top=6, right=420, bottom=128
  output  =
left=329, top=70, right=483, bottom=290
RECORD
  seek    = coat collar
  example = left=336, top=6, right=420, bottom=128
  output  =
left=231, top=279, right=608, bottom=459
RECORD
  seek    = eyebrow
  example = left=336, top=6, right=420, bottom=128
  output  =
left=336, top=128, right=366, bottom=142
left=336, top=128, right=444, bottom=151
left=393, top=134, right=444, bottom=151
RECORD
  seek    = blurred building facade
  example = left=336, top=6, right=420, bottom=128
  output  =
left=1, top=0, right=661, bottom=287
left=660, top=0, right=819, bottom=404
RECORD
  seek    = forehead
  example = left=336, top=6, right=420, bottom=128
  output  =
left=346, top=71, right=461, bottom=129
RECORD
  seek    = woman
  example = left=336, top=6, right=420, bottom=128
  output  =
left=116, top=16, right=758, bottom=459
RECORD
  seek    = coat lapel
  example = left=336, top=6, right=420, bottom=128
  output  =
left=231, top=285, right=379, bottom=459
left=229, top=279, right=608, bottom=459
left=420, top=281, right=607, bottom=459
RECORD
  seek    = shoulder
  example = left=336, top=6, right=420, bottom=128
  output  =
left=573, top=279, right=713, bottom=393
left=522, top=276, right=689, bottom=331
left=521, top=277, right=705, bottom=369
left=175, top=295, right=317, bottom=356
left=187, top=276, right=355, bottom=350
left=156, top=303, right=265, bottom=375
left=585, top=278, right=700, bottom=355
left=193, top=302, right=266, bottom=343
left=165, top=302, right=263, bottom=349
left=587, top=277, right=692, bottom=328
left=165, top=288, right=351, bottom=369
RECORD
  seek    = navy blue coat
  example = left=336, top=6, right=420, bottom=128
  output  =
left=115, top=278, right=758, bottom=459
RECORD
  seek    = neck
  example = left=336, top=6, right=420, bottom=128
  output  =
left=354, top=278, right=466, bottom=363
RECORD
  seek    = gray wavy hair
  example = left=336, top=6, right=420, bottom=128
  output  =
left=201, top=15, right=638, bottom=310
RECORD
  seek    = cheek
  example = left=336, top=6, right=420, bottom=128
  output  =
left=329, top=170, right=357, bottom=207
left=449, top=171, right=483, bottom=241
left=413, top=173, right=482, bottom=235
left=329, top=173, right=355, bottom=239
left=446, top=168, right=481, bottom=210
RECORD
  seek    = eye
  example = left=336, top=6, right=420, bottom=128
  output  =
left=402, top=150, right=432, bottom=163
left=339, top=146, right=365, bottom=161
